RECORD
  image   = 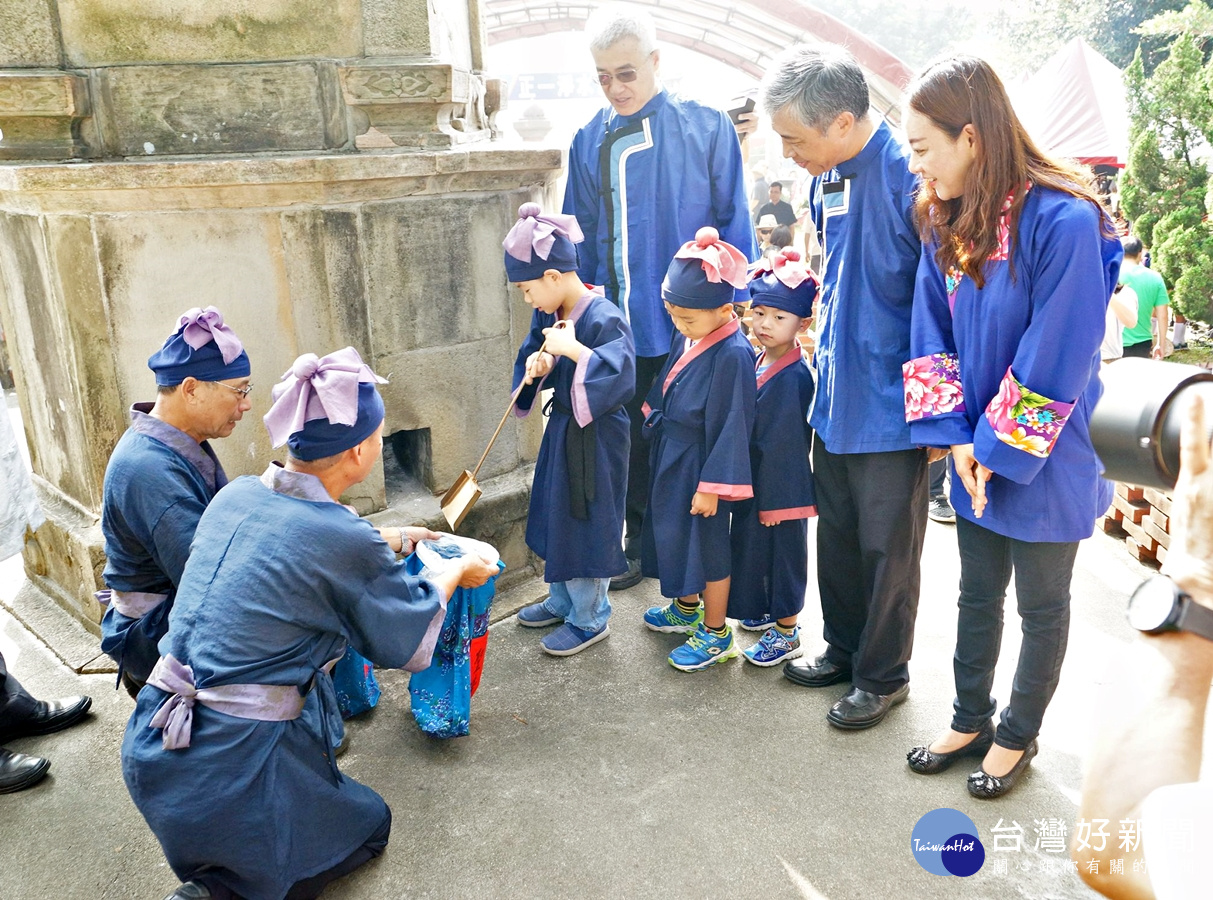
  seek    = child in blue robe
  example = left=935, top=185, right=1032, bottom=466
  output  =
left=504, top=204, right=637, bottom=656
left=122, top=348, right=499, bottom=900
left=727, top=250, right=820, bottom=666
left=640, top=227, right=756, bottom=671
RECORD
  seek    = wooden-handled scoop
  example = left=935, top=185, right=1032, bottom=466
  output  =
left=440, top=323, right=565, bottom=530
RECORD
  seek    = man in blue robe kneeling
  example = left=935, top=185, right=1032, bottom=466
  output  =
left=99, top=307, right=253, bottom=697
left=122, top=348, right=498, bottom=900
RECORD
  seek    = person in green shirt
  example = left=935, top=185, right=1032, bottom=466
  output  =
left=1119, top=235, right=1170, bottom=359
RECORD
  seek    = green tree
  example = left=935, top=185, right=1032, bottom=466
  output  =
left=1120, top=7, right=1213, bottom=322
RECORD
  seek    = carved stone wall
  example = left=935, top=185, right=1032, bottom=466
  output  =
left=0, top=1, right=559, bottom=636
left=0, top=0, right=504, bottom=160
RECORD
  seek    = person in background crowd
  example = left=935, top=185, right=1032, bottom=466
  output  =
left=1119, top=236, right=1169, bottom=360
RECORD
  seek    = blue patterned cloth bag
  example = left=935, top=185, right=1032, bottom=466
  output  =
left=406, top=537, right=503, bottom=738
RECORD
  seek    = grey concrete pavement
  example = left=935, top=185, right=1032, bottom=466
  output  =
left=0, top=513, right=1171, bottom=900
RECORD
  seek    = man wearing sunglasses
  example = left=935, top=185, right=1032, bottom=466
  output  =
left=563, top=3, right=756, bottom=590
left=97, top=307, right=253, bottom=697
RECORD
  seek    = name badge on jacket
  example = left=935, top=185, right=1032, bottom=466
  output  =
left=822, top=179, right=851, bottom=218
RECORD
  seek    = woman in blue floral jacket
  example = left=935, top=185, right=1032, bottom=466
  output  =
left=898, top=55, right=1122, bottom=799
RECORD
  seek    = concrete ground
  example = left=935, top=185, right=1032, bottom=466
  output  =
left=2, top=515, right=1169, bottom=900
left=0, top=389, right=1175, bottom=899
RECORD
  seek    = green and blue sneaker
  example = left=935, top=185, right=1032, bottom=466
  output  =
left=743, top=626, right=803, bottom=667
left=643, top=601, right=703, bottom=634
left=668, top=623, right=738, bottom=671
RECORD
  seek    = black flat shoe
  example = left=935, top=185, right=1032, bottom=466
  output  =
left=907, top=721, right=995, bottom=775
left=967, top=740, right=1039, bottom=799
left=784, top=653, right=851, bottom=688
left=0, top=747, right=51, bottom=793
left=0, top=695, right=92, bottom=744
left=826, top=683, right=910, bottom=730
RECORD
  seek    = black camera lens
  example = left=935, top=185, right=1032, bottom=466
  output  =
left=1091, top=358, right=1213, bottom=489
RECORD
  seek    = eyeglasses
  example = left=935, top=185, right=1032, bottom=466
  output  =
left=757, top=229, right=773, bottom=236
left=597, top=68, right=640, bottom=86
left=213, top=382, right=254, bottom=398
left=596, top=54, right=653, bottom=87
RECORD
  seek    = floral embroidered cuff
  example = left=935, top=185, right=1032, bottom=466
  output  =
left=903, top=352, right=966, bottom=422
left=984, top=366, right=1074, bottom=459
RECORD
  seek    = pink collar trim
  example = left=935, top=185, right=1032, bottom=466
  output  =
left=755, top=341, right=803, bottom=389
left=662, top=315, right=741, bottom=395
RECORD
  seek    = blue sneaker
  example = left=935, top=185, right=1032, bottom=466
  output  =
left=541, top=623, right=610, bottom=657
left=517, top=601, right=562, bottom=628
left=743, top=626, right=803, bottom=667
left=738, top=614, right=776, bottom=632
left=668, top=624, right=739, bottom=671
left=643, top=601, right=703, bottom=634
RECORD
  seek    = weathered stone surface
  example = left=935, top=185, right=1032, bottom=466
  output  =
left=362, top=193, right=514, bottom=354
left=340, top=61, right=491, bottom=149
left=375, top=336, right=541, bottom=490
left=57, top=0, right=363, bottom=67
left=0, top=213, right=99, bottom=509
left=0, top=0, right=60, bottom=68
left=361, top=0, right=437, bottom=58
left=97, top=63, right=332, bottom=157
left=0, top=72, right=91, bottom=160
left=279, top=207, right=371, bottom=355
left=21, top=475, right=106, bottom=628
left=0, top=73, right=85, bottom=117
left=92, top=210, right=301, bottom=480
left=0, top=145, right=564, bottom=214
left=43, top=214, right=127, bottom=493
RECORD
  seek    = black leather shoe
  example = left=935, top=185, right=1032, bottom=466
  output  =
left=0, top=695, right=92, bottom=744
left=609, top=558, right=644, bottom=592
left=161, top=882, right=212, bottom=900
left=0, top=747, right=51, bottom=793
left=783, top=653, right=851, bottom=688
left=826, top=683, right=910, bottom=730
left=907, top=720, right=996, bottom=774
left=967, top=740, right=1038, bottom=799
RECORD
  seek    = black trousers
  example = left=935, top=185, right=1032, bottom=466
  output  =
left=814, top=442, right=928, bottom=694
left=951, top=517, right=1078, bottom=750
left=200, top=808, right=392, bottom=900
left=1122, top=339, right=1152, bottom=358
left=928, top=457, right=948, bottom=501
left=624, top=353, right=668, bottom=559
left=0, top=649, right=38, bottom=730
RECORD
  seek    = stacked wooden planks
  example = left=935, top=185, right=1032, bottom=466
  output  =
left=1097, top=483, right=1171, bottom=565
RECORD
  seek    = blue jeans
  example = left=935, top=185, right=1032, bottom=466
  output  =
left=543, top=578, right=611, bottom=632
left=951, top=517, right=1078, bottom=750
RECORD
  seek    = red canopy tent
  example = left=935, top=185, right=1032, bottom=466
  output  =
left=1009, top=37, right=1129, bottom=168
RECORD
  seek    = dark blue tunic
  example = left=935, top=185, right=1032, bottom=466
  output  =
left=513, top=292, right=636, bottom=582
left=563, top=89, right=756, bottom=357
left=101, top=404, right=227, bottom=683
left=640, top=317, right=756, bottom=597
left=122, top=466, right=445, bottom=900
left=728, top=347, right=818, bottom=621
left=906, top=187, right=1123, bottom=542
left=806, top=120, right=922, bottom=453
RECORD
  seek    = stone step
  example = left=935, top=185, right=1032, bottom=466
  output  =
left=0, top=579, right=115, bottom=674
